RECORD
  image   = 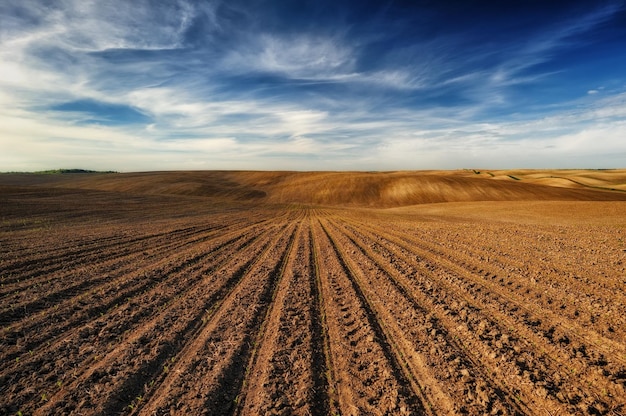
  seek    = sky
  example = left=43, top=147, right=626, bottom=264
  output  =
left=1, top=0, right=626, bottom=172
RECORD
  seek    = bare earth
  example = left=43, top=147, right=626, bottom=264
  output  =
left=1, top=170, right=625, bottom=415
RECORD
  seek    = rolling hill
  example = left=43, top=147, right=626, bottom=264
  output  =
left=2, top=169, right=625, bottom=207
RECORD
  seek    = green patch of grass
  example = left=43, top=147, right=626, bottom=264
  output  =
left=1, top=168, right=117, bottom=174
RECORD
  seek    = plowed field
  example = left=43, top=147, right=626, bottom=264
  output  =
left=1, top=173, right=626, bottom=415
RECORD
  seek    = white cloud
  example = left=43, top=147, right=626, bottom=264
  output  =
left=259, top=35, right=353, bottom=76
left=0, top=1, right=202, bottom=113
left=1, top=1, right=625, bottom=171
left=4, top=0, right=195, bottom=52
left=222, top=33, right=356, bottom=81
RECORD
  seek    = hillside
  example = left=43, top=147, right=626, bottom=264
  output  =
left=1, top=170, right=625, bottom=207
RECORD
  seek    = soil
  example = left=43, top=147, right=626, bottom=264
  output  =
left=1, top=172, right=625, bottom=415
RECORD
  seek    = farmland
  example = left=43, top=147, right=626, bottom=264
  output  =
left=1, top=170, right=626, bottom=415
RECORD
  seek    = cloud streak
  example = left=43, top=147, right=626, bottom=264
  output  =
left=1, top=0, right=626, bottom=171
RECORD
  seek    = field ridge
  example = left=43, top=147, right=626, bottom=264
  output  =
left=1, top=172, right=625, bottom=415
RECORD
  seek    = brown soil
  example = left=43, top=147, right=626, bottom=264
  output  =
left=3, top=169, right=625, bottom=207
left=1, top=171, right=625, bottom=415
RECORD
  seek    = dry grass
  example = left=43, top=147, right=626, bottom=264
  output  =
left=479, top=169, right=626, bottom=191
left=2, top=169, right=625, bottom=207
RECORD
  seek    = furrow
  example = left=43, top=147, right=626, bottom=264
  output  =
left=0, top=223, right=214, bottom=286
left=309, top=216, right=340, bottom=415
left=346, top=217, right=625, bottom=414
left=0, top=217, right=268, bottom=348
left=135, top=222, right=299, bottom=416
left=7, top=222, right=283, bottom=416
left=232, top=221, right=303, bottom=415
left=374, top=222, right=626, bottom=389
left=234, top=217, right=331, bottom=415
left=0, top=212, right=274, bottom=331
left=345, top=213, right=626, bottom=363
left=0, top=217, right=258, bottom=305
left=385, top=220, right=626, bottom=343
left=312, top=218, right=422, bottom=415
left=0, top=226, right=220, bottom=315
left=0, top=225, right=257, bottom=367
left=0, top=205, right=280, bottom=288
left=326, top=217, right=528, bottom=415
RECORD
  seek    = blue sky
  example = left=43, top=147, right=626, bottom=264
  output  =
left=1, top=0, right=626, bottom=171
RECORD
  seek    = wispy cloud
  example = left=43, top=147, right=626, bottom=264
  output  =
left=228, top=34, right=354, bottom=79
left=1, top=0, right=625, bottom=171
left=3, top=0, right=196, bottom=51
